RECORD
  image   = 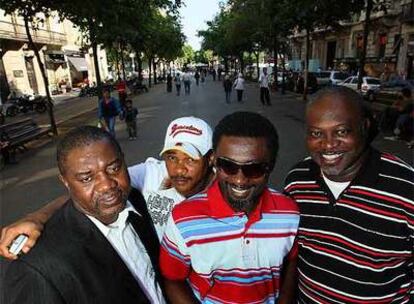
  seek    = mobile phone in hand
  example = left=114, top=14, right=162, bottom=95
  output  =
left=9, top=234, right=28, bottom=256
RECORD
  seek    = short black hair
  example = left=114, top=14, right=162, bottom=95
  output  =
left=309, top=86, right=378, bottom=143
left=57, top=126, right=123, bottom=174
left=213, top=111, right=279, bottom=167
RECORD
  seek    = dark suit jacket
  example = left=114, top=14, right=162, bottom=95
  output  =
left=4, top=189, right=163, bottom=304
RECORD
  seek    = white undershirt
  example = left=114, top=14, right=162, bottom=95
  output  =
left=322, top=174, right=350, bottom=199
left=87, top=201, right=166, bottom=304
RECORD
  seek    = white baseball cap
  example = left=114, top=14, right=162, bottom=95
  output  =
left=160, top=117, right=213, bottom=159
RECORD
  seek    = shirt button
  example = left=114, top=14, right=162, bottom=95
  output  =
left=246, top=240, right=250, bottom=244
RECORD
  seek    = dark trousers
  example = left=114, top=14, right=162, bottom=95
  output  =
left=260, top=87, right=270, bottom=105
left=236, top=90, right=243, bottom=102
left=225, top=91, right=231, bottom=103
left=126, top=120, right=137, bottom=138
left=176, top=84, right=181, bottom=96
left=184, top=81, right=191, bottom=94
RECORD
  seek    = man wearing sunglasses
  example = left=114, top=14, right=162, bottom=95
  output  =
left=284, top=87, right=414, bottom=303
left=160, top=111, right=300, bottom=304
left=0, top=116, right=215, bottom=258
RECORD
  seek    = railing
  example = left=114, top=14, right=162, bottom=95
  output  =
left=0, top=20, right=67, bottom=45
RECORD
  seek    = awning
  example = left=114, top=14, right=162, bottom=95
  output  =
left=67, top=56, right=88, bottom=72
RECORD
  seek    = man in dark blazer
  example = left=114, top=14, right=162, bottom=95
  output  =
left=4, top=126, right=166, bottom=304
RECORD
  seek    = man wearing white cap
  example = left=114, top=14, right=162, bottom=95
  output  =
left=0, top=117, right=216, bottom=258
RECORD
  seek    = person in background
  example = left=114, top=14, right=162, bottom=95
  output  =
left=116, top=79, right=127, bottom=108
left=124, top=99, right=138, bottom=140
left=233, top=73, right=245, bottom=102
left=194, top=70, right=200, bottom=86
left=259, top=67, right=271, bottom=106
left=98, top=87, right=123, bottom=137
left=223, top=74, right=232, bottom=104
left=166, top=73, right=173, bottom=92
left=174, top=73, right=182, bottom=96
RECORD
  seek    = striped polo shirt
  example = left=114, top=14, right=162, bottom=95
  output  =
left=284, top=149, right=414, bottom=303
left=160, top=180, right=300, bottom=304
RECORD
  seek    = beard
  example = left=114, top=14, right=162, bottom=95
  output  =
left=227, top=197, right=258, bottom=214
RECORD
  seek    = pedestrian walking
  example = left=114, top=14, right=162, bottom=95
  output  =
left=174, top=73, right=182, bottom=96
left=233, top=73, right=245, bottom=102
left=194, top=71, right=200, bottom=86
left=211, top=69, right=217, bottom=81
left=259, top=67, right=271, bottom=106
left=166, top=73, right=172, bottom=92
left=124, top=99, right=138, bottom=140
left=223, top=74, right=232, bottom=104
left=182, top=70, right=191, bottom=95
left=116, top=79, right=127, bottom=108
left=98, top=87, right=123, bottom=137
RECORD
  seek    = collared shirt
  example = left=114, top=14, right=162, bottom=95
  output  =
left=88, top=201, right=166, bottom=304
left=160, top=181, right=299, bottom=304
left=259, top=73, right=269, bottom=88
left=284, top=149, right=414, bottom=303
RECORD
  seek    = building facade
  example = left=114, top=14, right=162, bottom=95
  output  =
left=289, top=0, right=414, bottom=80
left=0, top=10, right=108, bottom=100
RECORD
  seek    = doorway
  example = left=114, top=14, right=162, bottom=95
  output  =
left=326, top=41, right=337, bottom=69
left=25, top=56, right=39, bottom=94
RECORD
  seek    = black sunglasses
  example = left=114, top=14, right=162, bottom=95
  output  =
left=215, top=157, right=269, bottom=179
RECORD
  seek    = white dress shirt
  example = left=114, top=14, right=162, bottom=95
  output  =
left=87, top=201, right=166, bottom=304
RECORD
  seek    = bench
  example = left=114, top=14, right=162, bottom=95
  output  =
left=0, top=118, right=52, bottom=163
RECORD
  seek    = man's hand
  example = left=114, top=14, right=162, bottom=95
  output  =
left=0, top=215, right=44, bottom=260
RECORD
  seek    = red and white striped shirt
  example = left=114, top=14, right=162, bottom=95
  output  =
left=160, top=181, right=299, bottom=303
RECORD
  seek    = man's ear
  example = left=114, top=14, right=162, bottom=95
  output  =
left=59, top=174, right=70, bottom=190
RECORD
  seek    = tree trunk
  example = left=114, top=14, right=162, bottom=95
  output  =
left=24, top=16, right=57, bottom=135
left=240, top=54, right=245, bottom=74
left=273, top=36, right=278, bottom=91
left=358, top=0, right=373, bottom=90
left=303, top=28, right=310, bottom=101
left=153, top=59, right=157, bottom=84
left=120, top=41, right=126, bottom=80
left=148, top=57, right=152, bottom=88
left=115, top=48, right=121, bottom=80
left=281, top=42, right=286, bottom=95
left=224, top=58, right=229, bottom=74
left=255, top=52, right=260, bottom=81
left=137, top=55, right=143, bottom=81
left=89, top=20, right=102, bottom=98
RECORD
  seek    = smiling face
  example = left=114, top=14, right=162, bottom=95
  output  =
left=306, top=96, right=369, bottom=182
left=214, top=136, right=270, bottom=214
left=59, top=139, right=130, bottom=224
left=163, top=149, right=211, bottom=198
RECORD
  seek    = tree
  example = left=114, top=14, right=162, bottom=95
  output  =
left=1, top=0, right=58, bottom=134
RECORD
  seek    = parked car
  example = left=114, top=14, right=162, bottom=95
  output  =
left=371, top=79, right=414, bottom=106
left=338, top=76, right=381, bottom=100
left=315, top=70, right=350, bottom=86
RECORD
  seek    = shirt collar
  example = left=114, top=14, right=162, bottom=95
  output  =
left=87, top=201, right=140, bottom=237
left=207, top=180, right=269, bottom=223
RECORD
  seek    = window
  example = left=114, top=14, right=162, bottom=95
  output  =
left=351, top=78, right=358, bottom=84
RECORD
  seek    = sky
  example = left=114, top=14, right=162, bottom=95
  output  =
left=179, top=0, right=222, bottom=51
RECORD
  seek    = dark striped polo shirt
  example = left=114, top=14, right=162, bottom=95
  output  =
left=284, top=149, right=413, bottom=303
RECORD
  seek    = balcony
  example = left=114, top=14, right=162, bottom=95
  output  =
left=402, top=1, right=414, bottom=23
left=0, top=20, right=67, bottom=45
